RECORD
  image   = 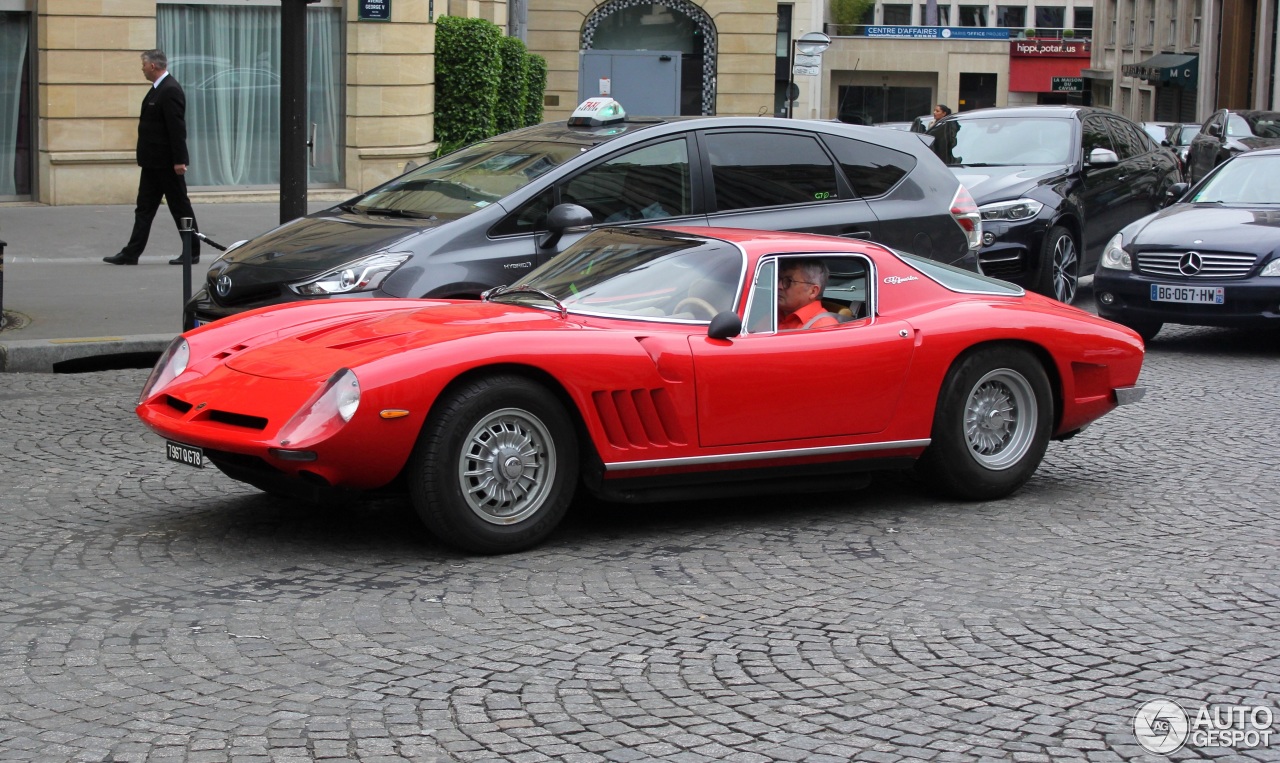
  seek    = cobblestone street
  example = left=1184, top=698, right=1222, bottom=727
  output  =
left=1, top=325, right=1278, bottom=762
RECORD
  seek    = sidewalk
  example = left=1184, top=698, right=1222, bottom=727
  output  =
left=0, top=197, right=335, bottom=371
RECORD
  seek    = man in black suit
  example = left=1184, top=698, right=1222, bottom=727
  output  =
left=104, top=49, right=200, bottom=266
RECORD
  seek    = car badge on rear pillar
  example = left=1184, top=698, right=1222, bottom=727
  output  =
left=215, top=274, right=233, bottom=297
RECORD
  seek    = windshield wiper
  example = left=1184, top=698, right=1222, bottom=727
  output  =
left=358, top=207, right=436, bottom=220
left=484, top=285, right=567, bottom=318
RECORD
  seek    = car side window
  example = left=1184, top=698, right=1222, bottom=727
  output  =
left=491, top=188, right=556, bottom=237
left=1106, top=119, right=1142, bottom=159
left=1081, top=118, right=1115, bottom=159
left=704, top=131, right=840, bottom=211
left=745, top=255, right=869, bottom=334
left=560, top=138, right=692, bottom=224
left=821, top=134, right=916, bottom=197
left=1226, top=114, right=1251, bottom=137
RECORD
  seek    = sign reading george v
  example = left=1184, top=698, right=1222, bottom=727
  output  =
left=359, top=0, right=391, bottom=21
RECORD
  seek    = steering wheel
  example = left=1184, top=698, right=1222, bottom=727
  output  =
left=672, top=297, right=718, bottom=320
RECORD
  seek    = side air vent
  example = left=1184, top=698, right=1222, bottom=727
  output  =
left=592, top=388, right=687, bottom=449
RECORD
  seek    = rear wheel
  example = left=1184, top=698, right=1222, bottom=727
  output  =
left=918, top=347, right=1053, bottom=500
left=407, top=375, right=578, bottom=554
left=1036, top=226, right=1079, bottom=304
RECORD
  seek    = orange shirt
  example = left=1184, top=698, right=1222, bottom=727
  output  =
left=779, top=301, right=838, bottom=331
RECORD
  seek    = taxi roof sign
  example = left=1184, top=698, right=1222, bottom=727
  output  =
left=569, top=97, right=627, bottom=127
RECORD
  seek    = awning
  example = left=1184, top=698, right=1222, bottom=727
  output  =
left=1122, top=54, right=1198, bottom=88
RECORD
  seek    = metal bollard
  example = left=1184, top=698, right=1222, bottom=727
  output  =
left=0, top=239, right=6, bottom=330
left=179, top=218, right=193, bottom=331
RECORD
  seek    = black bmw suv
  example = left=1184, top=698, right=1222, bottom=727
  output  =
left=186, top=101, right=982, bottom=328
left=926, top=106, right=1180, bottom=303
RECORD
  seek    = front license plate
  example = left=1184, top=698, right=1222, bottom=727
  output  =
left=1150, top=284, right=1224, bottom=304
left=166, top=440, right=204, bottom=468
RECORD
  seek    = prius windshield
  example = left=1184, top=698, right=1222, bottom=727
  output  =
left=930, top=117, right=1074, bottom=167
left=351, top=139, right=583, bottom=220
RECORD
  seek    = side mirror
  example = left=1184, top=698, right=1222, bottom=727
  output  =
left=538, top=203, right=594, bottom=249
left=1086, top=147, right=1120, bottom=168
left=1164, top=182, right=1190, bottom=206
left=1205, top=124, right=1221, bottom=138
left=707, top=311, right=742, bottom=340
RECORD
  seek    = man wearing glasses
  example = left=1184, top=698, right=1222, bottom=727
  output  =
left=777, top=259, right=839, bottom=330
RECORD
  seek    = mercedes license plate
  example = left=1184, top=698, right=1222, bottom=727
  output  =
left=166, top=440, right=205, bottom=468
left=1150, top=284, right=1224, bottom=304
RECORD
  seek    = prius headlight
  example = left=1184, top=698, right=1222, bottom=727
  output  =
left=979, top=198, right=1044, bottom=222
left=277, top=368, right=361, bottom=447
left=290, top=253, right=410, bottom=296
left=139, top=337, right=190, bottom=402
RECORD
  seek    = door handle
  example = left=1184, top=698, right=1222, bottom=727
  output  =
left=841, top=230, right=873, bottom=240
left=308, top=122, right=317, bottom=168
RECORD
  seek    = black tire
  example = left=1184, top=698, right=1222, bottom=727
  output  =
left=1035, top=226, right=1079, bottom=304
left=407, top=375, right=578, bottom=554
left=918, top=347, right=1053, bottom=501
left=1122, top=318, right=1162, bottom=342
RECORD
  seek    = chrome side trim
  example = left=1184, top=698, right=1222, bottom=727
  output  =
left=604, top=438, right=931, bottom=472
left=1113, top=386, right=1146, bottom=406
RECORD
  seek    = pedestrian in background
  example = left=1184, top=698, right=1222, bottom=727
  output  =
left=933, top=104, right=953, bottom=120
left=104, top=49, right=200, bottom=266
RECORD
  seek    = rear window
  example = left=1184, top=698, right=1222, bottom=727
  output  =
left=898, top=252, right=1024, bottom=295
left=821, top=134, right=915, bottom=197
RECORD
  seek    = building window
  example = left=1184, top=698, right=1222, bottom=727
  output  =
left=0, top=10, right=31, bottom=197
left=958, top=5, right=987, bottom=25
left=883, top=4, right=912, bottom=24
left=1036, top=5, right=1066, bottom=33
left=919, top=3, right=950, bottom=24
left=158, top=3, right=343, bottom=188
left=1190, top=0, right=1201, bottom=46
left=1073, top=8, right=1093, bottom=37
left=996, top=5, right=1026, bottom=27
left=1144, top=0, right=1155, bottom=44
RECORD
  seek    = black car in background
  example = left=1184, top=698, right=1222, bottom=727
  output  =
left=1184, top=110, right=1280, bottom=184
left=1163, top=122, right=1200, bottom=179
left=926, top=106, right=1181, bottom=304
left=186, top=101, right=981, bottom=328
left=1094, top=148, right=1280, bottom=340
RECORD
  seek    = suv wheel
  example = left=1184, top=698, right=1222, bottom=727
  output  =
left=1036, top=226, right=1078, bottom=304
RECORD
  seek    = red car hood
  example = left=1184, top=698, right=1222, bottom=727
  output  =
left=221, top=301, right=569, bottom=381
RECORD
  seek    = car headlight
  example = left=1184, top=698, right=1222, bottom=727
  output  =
left=276, top=368, right=361, bottom=447
left=139, top=337, right=190, bottom=402
left=1261, top=258, right=1280, bottom=277
left=289, top=253, right=410, bottom=296
left=979, top=198, right=1044, bottom=222
left=1099, top=233, right=1132, bottom=270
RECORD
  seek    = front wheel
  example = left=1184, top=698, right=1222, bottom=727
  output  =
left=1035, top=226, right=1079, bottom=304
left=917, top=347, right=1053, bottom=500
left=407, top=375, right=579, bottom=554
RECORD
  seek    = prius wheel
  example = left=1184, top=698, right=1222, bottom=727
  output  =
left=1036, top=226, right=1078, bottom=304
left=918, top=346, right=1053, bottom=500
left=408, top=375, right=578, bottom=554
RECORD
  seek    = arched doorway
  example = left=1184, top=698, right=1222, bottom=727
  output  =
left=581, top=0, right=717, bottom=115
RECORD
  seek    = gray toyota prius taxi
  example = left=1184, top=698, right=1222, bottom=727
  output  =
left=186, top=98, right=982, bottom=328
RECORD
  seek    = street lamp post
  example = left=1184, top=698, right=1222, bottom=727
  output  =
left=787, top=31, right=831, bottom=119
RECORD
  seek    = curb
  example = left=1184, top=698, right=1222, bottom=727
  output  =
left=0, top=333, right=175, bottom=373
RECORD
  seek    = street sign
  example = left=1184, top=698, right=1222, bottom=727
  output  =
left=793, top=65, right=821, bottom=77
left=1052, top=76, right=1083, bottom=92
left=359, top=0, right=391, bottom=21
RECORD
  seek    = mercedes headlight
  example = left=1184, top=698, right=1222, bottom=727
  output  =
left=1100, top=233, right=1132, bottom=270
left=1261, top=258, right=1280, bottom=277
left=979, top=198, right=1044, bottom=222
left=290, top=253, right=410, bottom=296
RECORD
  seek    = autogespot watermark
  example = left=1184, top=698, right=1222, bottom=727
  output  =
left=1134, top=698, right=1275, bottom=754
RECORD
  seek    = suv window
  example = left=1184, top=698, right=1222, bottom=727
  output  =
left=822, top=135, right=915, bottom=197
left=1082, top=117, right=1116, bottom=159
left=705, top=131, right=840, bottom=211
left=561, top=138, right=693, bottom=224
left=1106, top=118, right=1143, bottom=159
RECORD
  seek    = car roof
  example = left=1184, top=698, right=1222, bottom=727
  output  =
left=938, top=105, right=1111, bottom=120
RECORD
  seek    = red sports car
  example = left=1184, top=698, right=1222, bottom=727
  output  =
left=138, top=226, right=1146, bottom=553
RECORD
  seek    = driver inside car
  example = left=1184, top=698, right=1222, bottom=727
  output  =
left=778, top=259, right=839, bottom=330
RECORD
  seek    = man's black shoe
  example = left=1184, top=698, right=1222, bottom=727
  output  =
left=103, top=252, right=138, bottom=265
left=169, top=254, right=200, bottom=265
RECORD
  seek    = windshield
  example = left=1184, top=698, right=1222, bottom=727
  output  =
left=1175, top=125, right=1200, bottom=146
left=498, top=228, right=744, bottom=321
left=1192, top=155, right=1280, bottom=204
left=929, top=117, right=1074, bottom=167
left=351, top=139, right=583, bottom=219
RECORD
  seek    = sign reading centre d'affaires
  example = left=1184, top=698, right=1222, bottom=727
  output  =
left=866, top=26, right=1010, bottom=40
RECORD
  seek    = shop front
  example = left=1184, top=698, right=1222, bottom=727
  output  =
left=1008, top=37, right=1091, bottom=106
left=1122, top=53, right=1198, bottom=122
